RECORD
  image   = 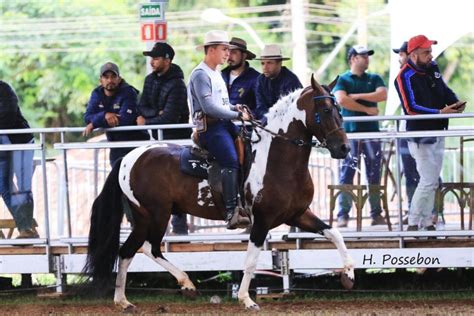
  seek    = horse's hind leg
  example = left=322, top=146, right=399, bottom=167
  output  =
left=114, top=211, right=149, bottom=310
left=142, top=212, right=196, bottom=295
left=289, top=208, right=355, bottom=289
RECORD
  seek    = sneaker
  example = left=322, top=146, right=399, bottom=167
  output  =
left=17, top=229, right=39, bottom=239
left=371, top=215, right=387, bottom=226
left=407, top=225, right=418, bottom=231
left=337, top=217, right=348, bottom=228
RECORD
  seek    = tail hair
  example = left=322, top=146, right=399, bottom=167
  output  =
left=83, top=158, right=125, bottom=290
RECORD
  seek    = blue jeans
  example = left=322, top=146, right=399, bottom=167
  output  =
left=198, top=121, right=239, bottom=169
left=338, top=139, right=382, bottom=219
left=0, top=135, right=35, bottom=231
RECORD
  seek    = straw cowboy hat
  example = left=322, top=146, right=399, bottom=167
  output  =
left=196, top=30, right=230, bottom=51
left=255, top=44, right=290, bottom=61
left=229, top=37, right=256, bottom=60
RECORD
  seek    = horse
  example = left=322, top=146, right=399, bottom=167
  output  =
left=83, top=75, right=354, bottom=311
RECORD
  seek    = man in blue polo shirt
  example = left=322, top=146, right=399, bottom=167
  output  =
left=333, top=45, right=388, bottom=228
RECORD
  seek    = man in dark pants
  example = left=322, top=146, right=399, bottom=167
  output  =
left=188, top=30, right=251, bottom=229
left=84, top=62, right=149, bottom=166
left=139, top=42, right=192, bottom=235
left=333, top=45, right=388, bottom=228
left=221, top=37, right=260, bottom=115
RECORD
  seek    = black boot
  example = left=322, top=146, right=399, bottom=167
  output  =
left=221, top=168, right=250, bottom=229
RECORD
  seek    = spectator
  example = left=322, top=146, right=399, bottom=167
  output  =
left=0, top=81, right=37, bottom=238
left=393, top=41, right=418, bottom=218
left=254, top=44, right=302, bottom=124
left=139, top=42, right=191, bottom=235
left=188, top=30, right=251, bottom=229
left=221, top=37, right=260, bottom=116
left=83, top=62, right=149, bottom=167
left=394, top=35, right=465, bottom=231
left=333, top=45, right=388, bottom=228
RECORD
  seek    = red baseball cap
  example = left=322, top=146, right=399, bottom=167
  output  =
left=407, top=35, right=437, bottom=54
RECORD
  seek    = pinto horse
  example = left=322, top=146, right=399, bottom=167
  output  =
left=84, top=75, right=354, bottom=311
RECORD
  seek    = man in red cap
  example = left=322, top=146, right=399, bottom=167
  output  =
left=394, top=35, right=466, bottom=231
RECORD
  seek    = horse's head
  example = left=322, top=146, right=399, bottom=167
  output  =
left=297, top=74, right=350, bottom=159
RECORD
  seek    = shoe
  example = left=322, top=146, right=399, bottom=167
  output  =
left=337, top=217, right=348, bottom=228
left=17, top=229, right=39, bottom=239
left=407, top=225, right=418, bottom=231
left=371, top=215, right=387, bottom=226
left=226, top=207, right=251, bottom=230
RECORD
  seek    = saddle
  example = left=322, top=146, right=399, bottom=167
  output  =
left=179, top=130, right=253, bottom=227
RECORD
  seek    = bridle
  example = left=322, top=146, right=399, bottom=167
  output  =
left=248, top=94, right=343, bottom=148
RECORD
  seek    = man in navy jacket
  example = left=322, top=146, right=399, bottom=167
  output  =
left=254, top=44, right=302, bottom=124
left=84, top=62, right=149, bottom=166
left=221, top=37, right=260, bottom=115
left=394, top=35, right=466, bottom=231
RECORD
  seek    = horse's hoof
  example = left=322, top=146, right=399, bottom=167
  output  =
left=245, top=303, right=260, bottom=311
left=341, top=273, right=354, bottom=290
left=181, top=288, right=198, bottom=298
left=123, top=304, right=137, bottom=313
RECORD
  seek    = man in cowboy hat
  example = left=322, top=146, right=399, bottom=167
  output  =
left=254, top=44, right=302, bottom=124
left=138, top=42, right=191, bottom=236
left=221, top=37, right=260, bottom=115
left=188, top=30, right=251, bottom=230
left=333, top=45, right=387, bottom=228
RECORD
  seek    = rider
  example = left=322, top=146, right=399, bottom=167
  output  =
left=188, top=30, right=251, bottom=230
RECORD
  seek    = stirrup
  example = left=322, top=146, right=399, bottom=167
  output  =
left=226, top=207, right=251, bottom=230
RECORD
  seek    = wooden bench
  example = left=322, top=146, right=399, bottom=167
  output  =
left=0, top=219, right=39, bottom=239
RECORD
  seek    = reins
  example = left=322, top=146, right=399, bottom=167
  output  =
left=244, top=93, right=343, bottom=149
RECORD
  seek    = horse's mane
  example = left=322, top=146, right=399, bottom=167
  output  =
left=247, top=88, right=306, bottom=196
left=264, top=88, right=305, bottom=133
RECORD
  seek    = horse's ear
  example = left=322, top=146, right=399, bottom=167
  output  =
left=327, top=76, right=339, bottom=92
left=310, top=73, right=323, bottom=92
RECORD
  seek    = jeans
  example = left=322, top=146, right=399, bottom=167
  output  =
left=338, top=139, right=382, bottom=219
left=407, top=137, right=445, bottom=228
left=0, top=135, right=35, bottom=231
left=171, top=213, right=188, bottom=234
left=198, top=121, right=239, bottom=169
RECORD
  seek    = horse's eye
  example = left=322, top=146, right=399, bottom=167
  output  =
left=324, top=108, right=330, bottom=113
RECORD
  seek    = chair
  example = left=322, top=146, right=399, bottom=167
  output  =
left=435, top=137, right=474, bottom=230
left=0, top=218, right=39, bottom=239
left=328, top=140, right=393, bottom=231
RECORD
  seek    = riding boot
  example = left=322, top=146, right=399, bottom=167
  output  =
left=221, top=168, right=251, bottom=229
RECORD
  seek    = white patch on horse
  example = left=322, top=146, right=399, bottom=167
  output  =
left=118, top=144, right=169, bottom=206
left=246, top=89, right=306, bottom=203
left=197, top=179, right=214, bottom=206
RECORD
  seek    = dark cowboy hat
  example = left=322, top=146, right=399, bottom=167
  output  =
left=229, top=37, right=256, bottom=60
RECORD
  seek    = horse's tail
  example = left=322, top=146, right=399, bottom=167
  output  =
left=83, top=158, right=124, bottom=289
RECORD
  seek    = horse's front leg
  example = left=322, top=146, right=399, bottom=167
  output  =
left=238, top=232, right=267, bottom=310
left=114, top=257, right=136, bottom=311
left=323, top=227, right=355, bottom=289
left=290, top=208, right=355, bottom=289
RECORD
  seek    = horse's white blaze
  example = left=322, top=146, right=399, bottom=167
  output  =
left=142, top=241, right=195, bottom=290
left=238, top=241, right=261, bottom=308
left=197, top=179, right=214, bottom=206
left=114, top=257, right=133, bottom=308
left=323, top=228, right=355, bottom=279
left=246, top=89, right=306, bottom=203
left=118, top=144, right=169, bottom=206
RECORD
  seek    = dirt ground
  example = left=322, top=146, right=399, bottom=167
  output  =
left=2, top=299, right=474, bottom=315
